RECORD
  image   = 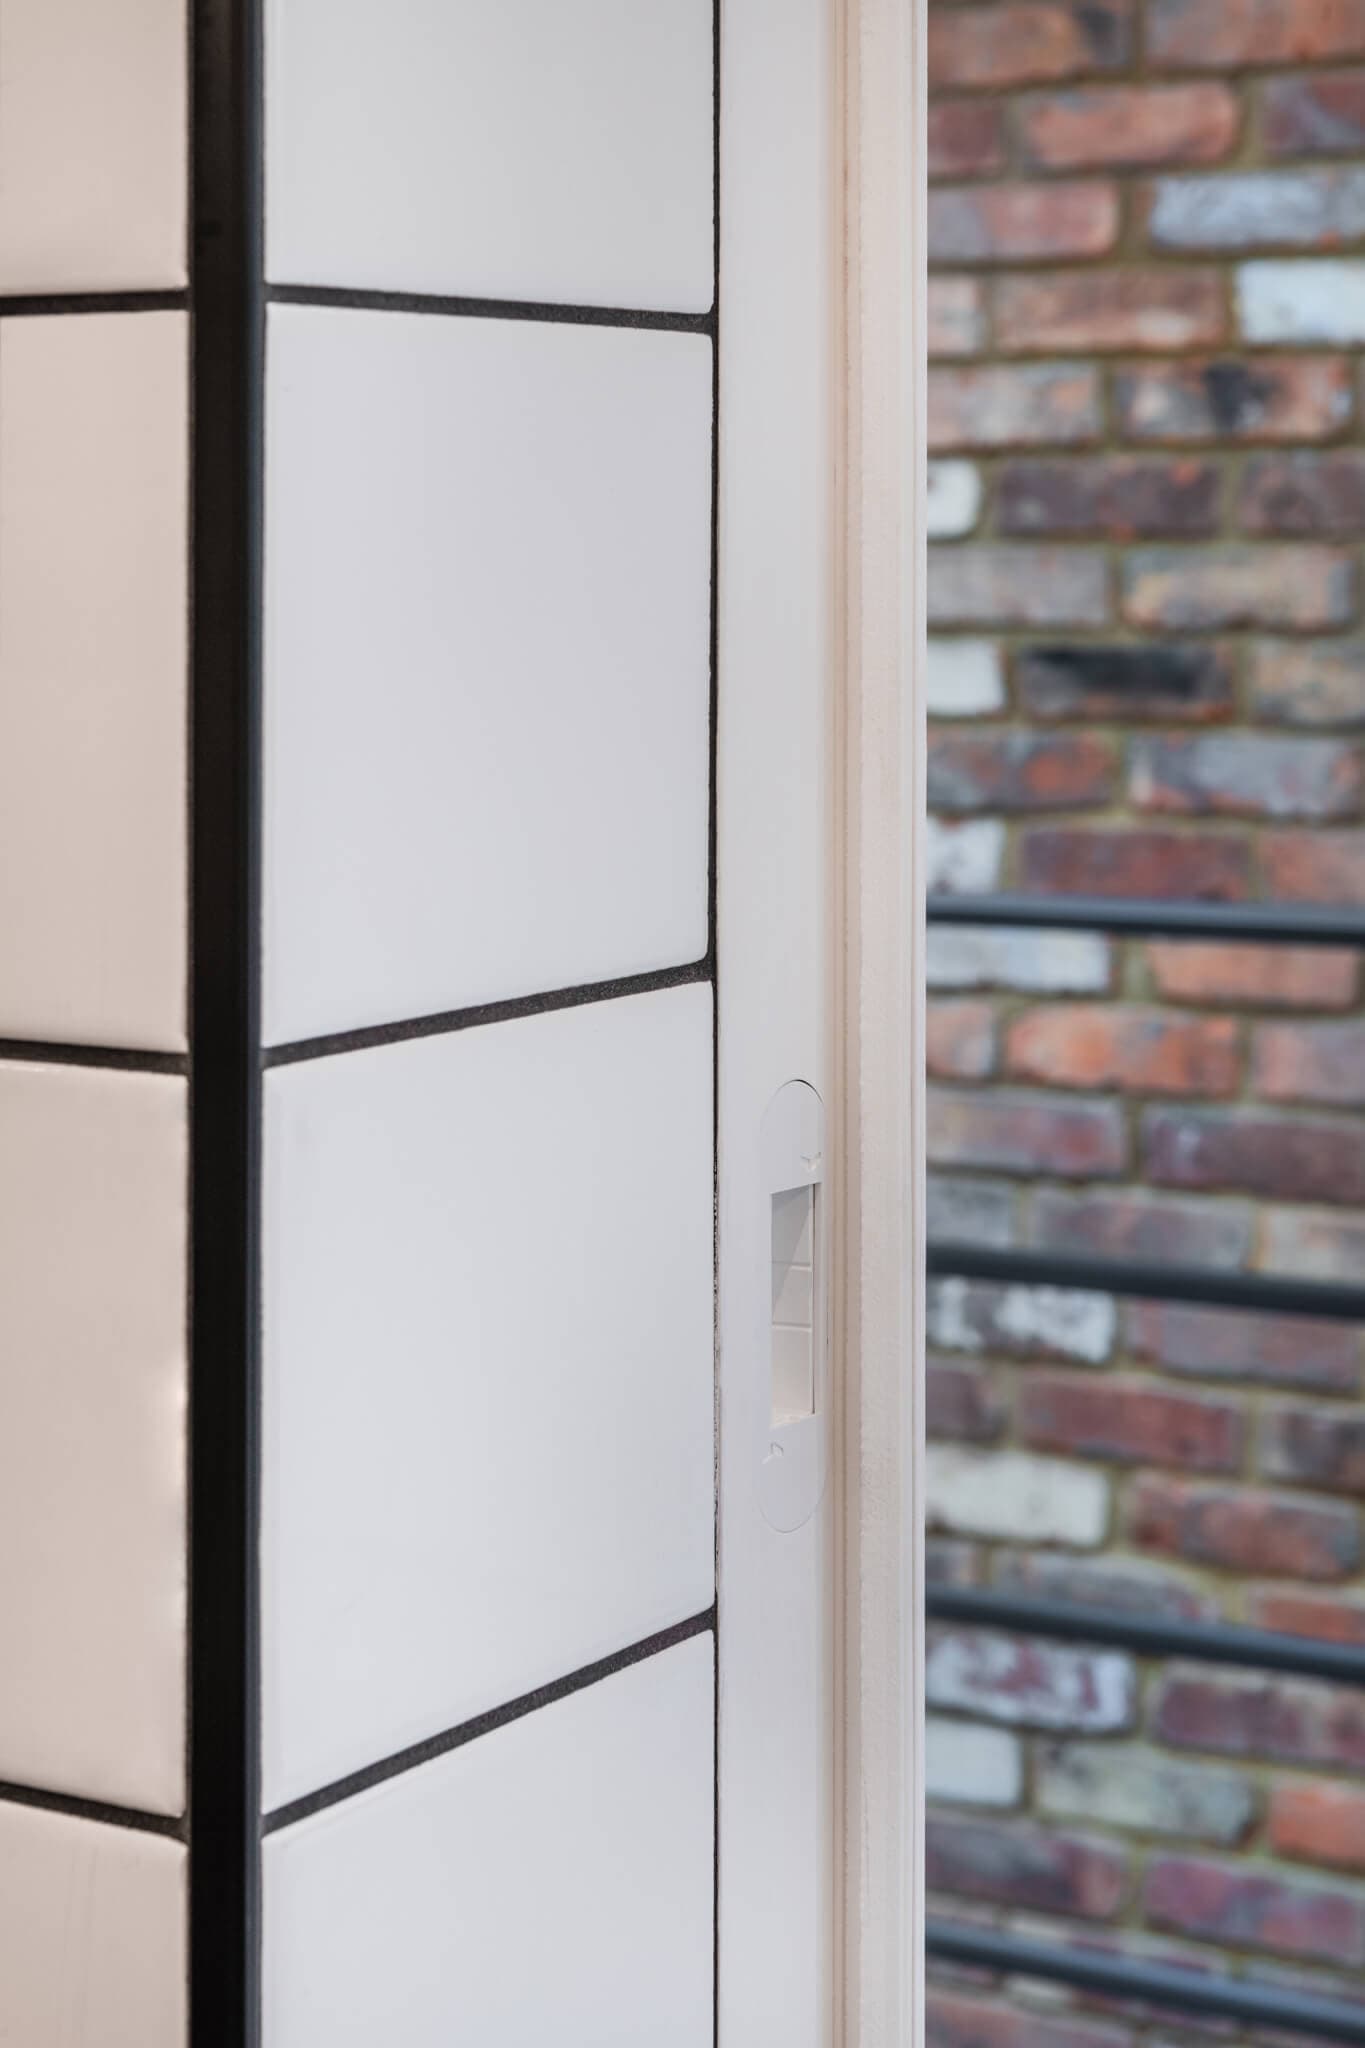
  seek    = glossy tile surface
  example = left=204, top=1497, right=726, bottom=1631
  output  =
left=264, top=1636, right=714, bottom=2046
left=264, top=305, right=712, bottom=1045
left=0, top=1064, right=187, bottom=1813
left=266, top=0, right=713, bottom=310
left=262, top=986, right=715, bottom=1805
left=0, top=0, right=186, bottom=290
left=0, top=1804, right=185, bottom=2047
left=0, top=314, right=188, bottom=1051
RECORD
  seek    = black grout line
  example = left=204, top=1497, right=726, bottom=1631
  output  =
left=0, top=1037, right=187, bottom=1076
left=0, top=1777, right=185, bottom=1843
left=0, top=289, right=188, bottom=318
left=709, top=2, right=722, bottom=2042
left=261, top=957, right=713, bottom=1068
left=267, top=281, right=716, bottom=335
left=263, top=1611, right=717, bottom=1836
left=188, top=0, right=263, bottom=2039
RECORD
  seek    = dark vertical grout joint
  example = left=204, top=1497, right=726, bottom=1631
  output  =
left=188, top=0, right=263, bottom=2043
left=710, top=4, right=722, bottom=2044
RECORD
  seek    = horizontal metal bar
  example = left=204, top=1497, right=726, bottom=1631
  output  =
left=925, top=1921, right=1365, bottom=2045
left=926, top=1586, right=1365, bottom=1687
left=927, top=1240, right=1365, bottom=1324
left=926, top=893, right=1365, bottom=947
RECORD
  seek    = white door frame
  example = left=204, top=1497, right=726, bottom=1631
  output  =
left=837, top=0, right=926, bottom=2039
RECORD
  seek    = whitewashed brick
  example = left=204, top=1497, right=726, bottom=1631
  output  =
left=927, top=638, right=1005, bottom=717
left=994, top=1285, right=1117, bottom=1366
left=1238, top=260, right=1365, bottom=345
left=926, top=1629, right=1135, bottom=1731
left=926, top=1717, right=1023, bottom=1807
left=927, top=1174, right=1018, bottom=1249
left=1036, top=1740, right=1256, bottom=1844
left=926, top=1446, right=1110, bottom=1547
left=927, top=817, right=1005, bottom=895
left=927, top=926, right=1112, bottom=995
left=928, top=460, right=984, bottom=539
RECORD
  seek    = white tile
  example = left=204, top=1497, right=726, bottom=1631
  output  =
left=0, top=0, right=186, bottom=291
left=262, top=986, right=714, bottom=1806
left=264, top=305, right=712, bottom=1045
left=266, top=0, right=713, bottom=311
left=0, top=315, right=187, bottom=1051
left=0, top=1804, right=185, bottom=2047
left=265, top=1637, right=713, bottom=2047
left=0, top=1065, right=186, bottom=1814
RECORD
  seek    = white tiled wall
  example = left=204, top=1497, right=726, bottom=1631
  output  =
left=266, top=0, right=714, bottom=311
left=0, top=1064, right=187, bottom=1815
left=262, top=986, right=715, bottom=1806
left=259, top=5, right=719, bottom=2030
left=264, top=1637, right=714, bottom=2046
left=0, top=1804, right=186, bottom=2048
left=263, top=305, right=712, bottom=1045
left=0, top=313, right=188, bottom=1051
left=0, top=0, right=187, bottom=292
left=0, top=9, right=191, bottom=2036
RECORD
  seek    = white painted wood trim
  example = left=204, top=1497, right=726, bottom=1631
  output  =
left=837, top=0, right=926, bottom=2040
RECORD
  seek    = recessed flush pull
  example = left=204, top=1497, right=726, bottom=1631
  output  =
left=759, top=1081, right=828, bottom=1533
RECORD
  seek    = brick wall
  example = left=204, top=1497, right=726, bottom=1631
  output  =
left=926, top=0, right=1365, bottom=2027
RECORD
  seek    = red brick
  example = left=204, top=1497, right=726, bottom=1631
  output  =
left=1018, top=644, right=1235, bottom=722
left=928, top=999, right=998, bottom=1082
left=929, top=731, right=1117, bottom=812
left=1115, top=357, right=1354, bottom=444
left=929, top=100, right=1008, bottom=181
left=1032, top=1188, right=1253, bottom=1269
left=926, top=1815, right=1129, bottom=1920
left=1264, top=828, right=1365, bottom=902
left=1144, top=1855, right=1365, bottom=1966
left=997, top=270, right=1226, bottom=355
left=927, top=1990, right=1133, bottom=2048
left=1155, top=1665, right=1365, bottom=1772
left=1270, top=1782, right=1365, bottom=1873
left=1144, top=1104, right=1365, bottom=1204
left=1130, top=733, right=1364, bottom=820
left=930, top=276, right=988, bottom=358
left=930, top=364, right=1101, bottom=448
left=1127, top=1299, right=1361, bottom=1394
left=1249, top=1588, right=1365, bottom=1643
left=1241, top=452, right=1365, bottom=536
left=1131, top=1475, right=1362, bottom=1580
left=1264, top=71, right=1365, bottom=159
left=1006, top=1004, right=1240, bottom=1096
left=1018, top=84, right=1241, bottom=170
left=929, top=547, right=1110, bottom=628
left=928, top=1086, right=1126, bottom=1179
left=1261, top=1403, right=1365, bottom=1493
left=1123, top=547, right=1355, bottom=632
left=1149, top=0, right=1365, bottom=70
left=928, top=1359, right=1009, bottom=1445
left=929, top=182, right=1119, bottom=265
left=1252, top=640, right=1365, bottom=727
left=998, top=459, right=1220, bottom=539
left=1254, top=1019, right=1365, bottom=1104
left=930, top=2, right=1133, bottom=90
left=1019, top=1372, right=1245, bottom=1472
left=1020, top=827, right=1253, bottom=900
left=1146, top=939, right=1359, bottom=1010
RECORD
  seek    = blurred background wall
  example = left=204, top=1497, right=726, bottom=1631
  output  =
left=925, top=1, right=1365, bottom=2036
